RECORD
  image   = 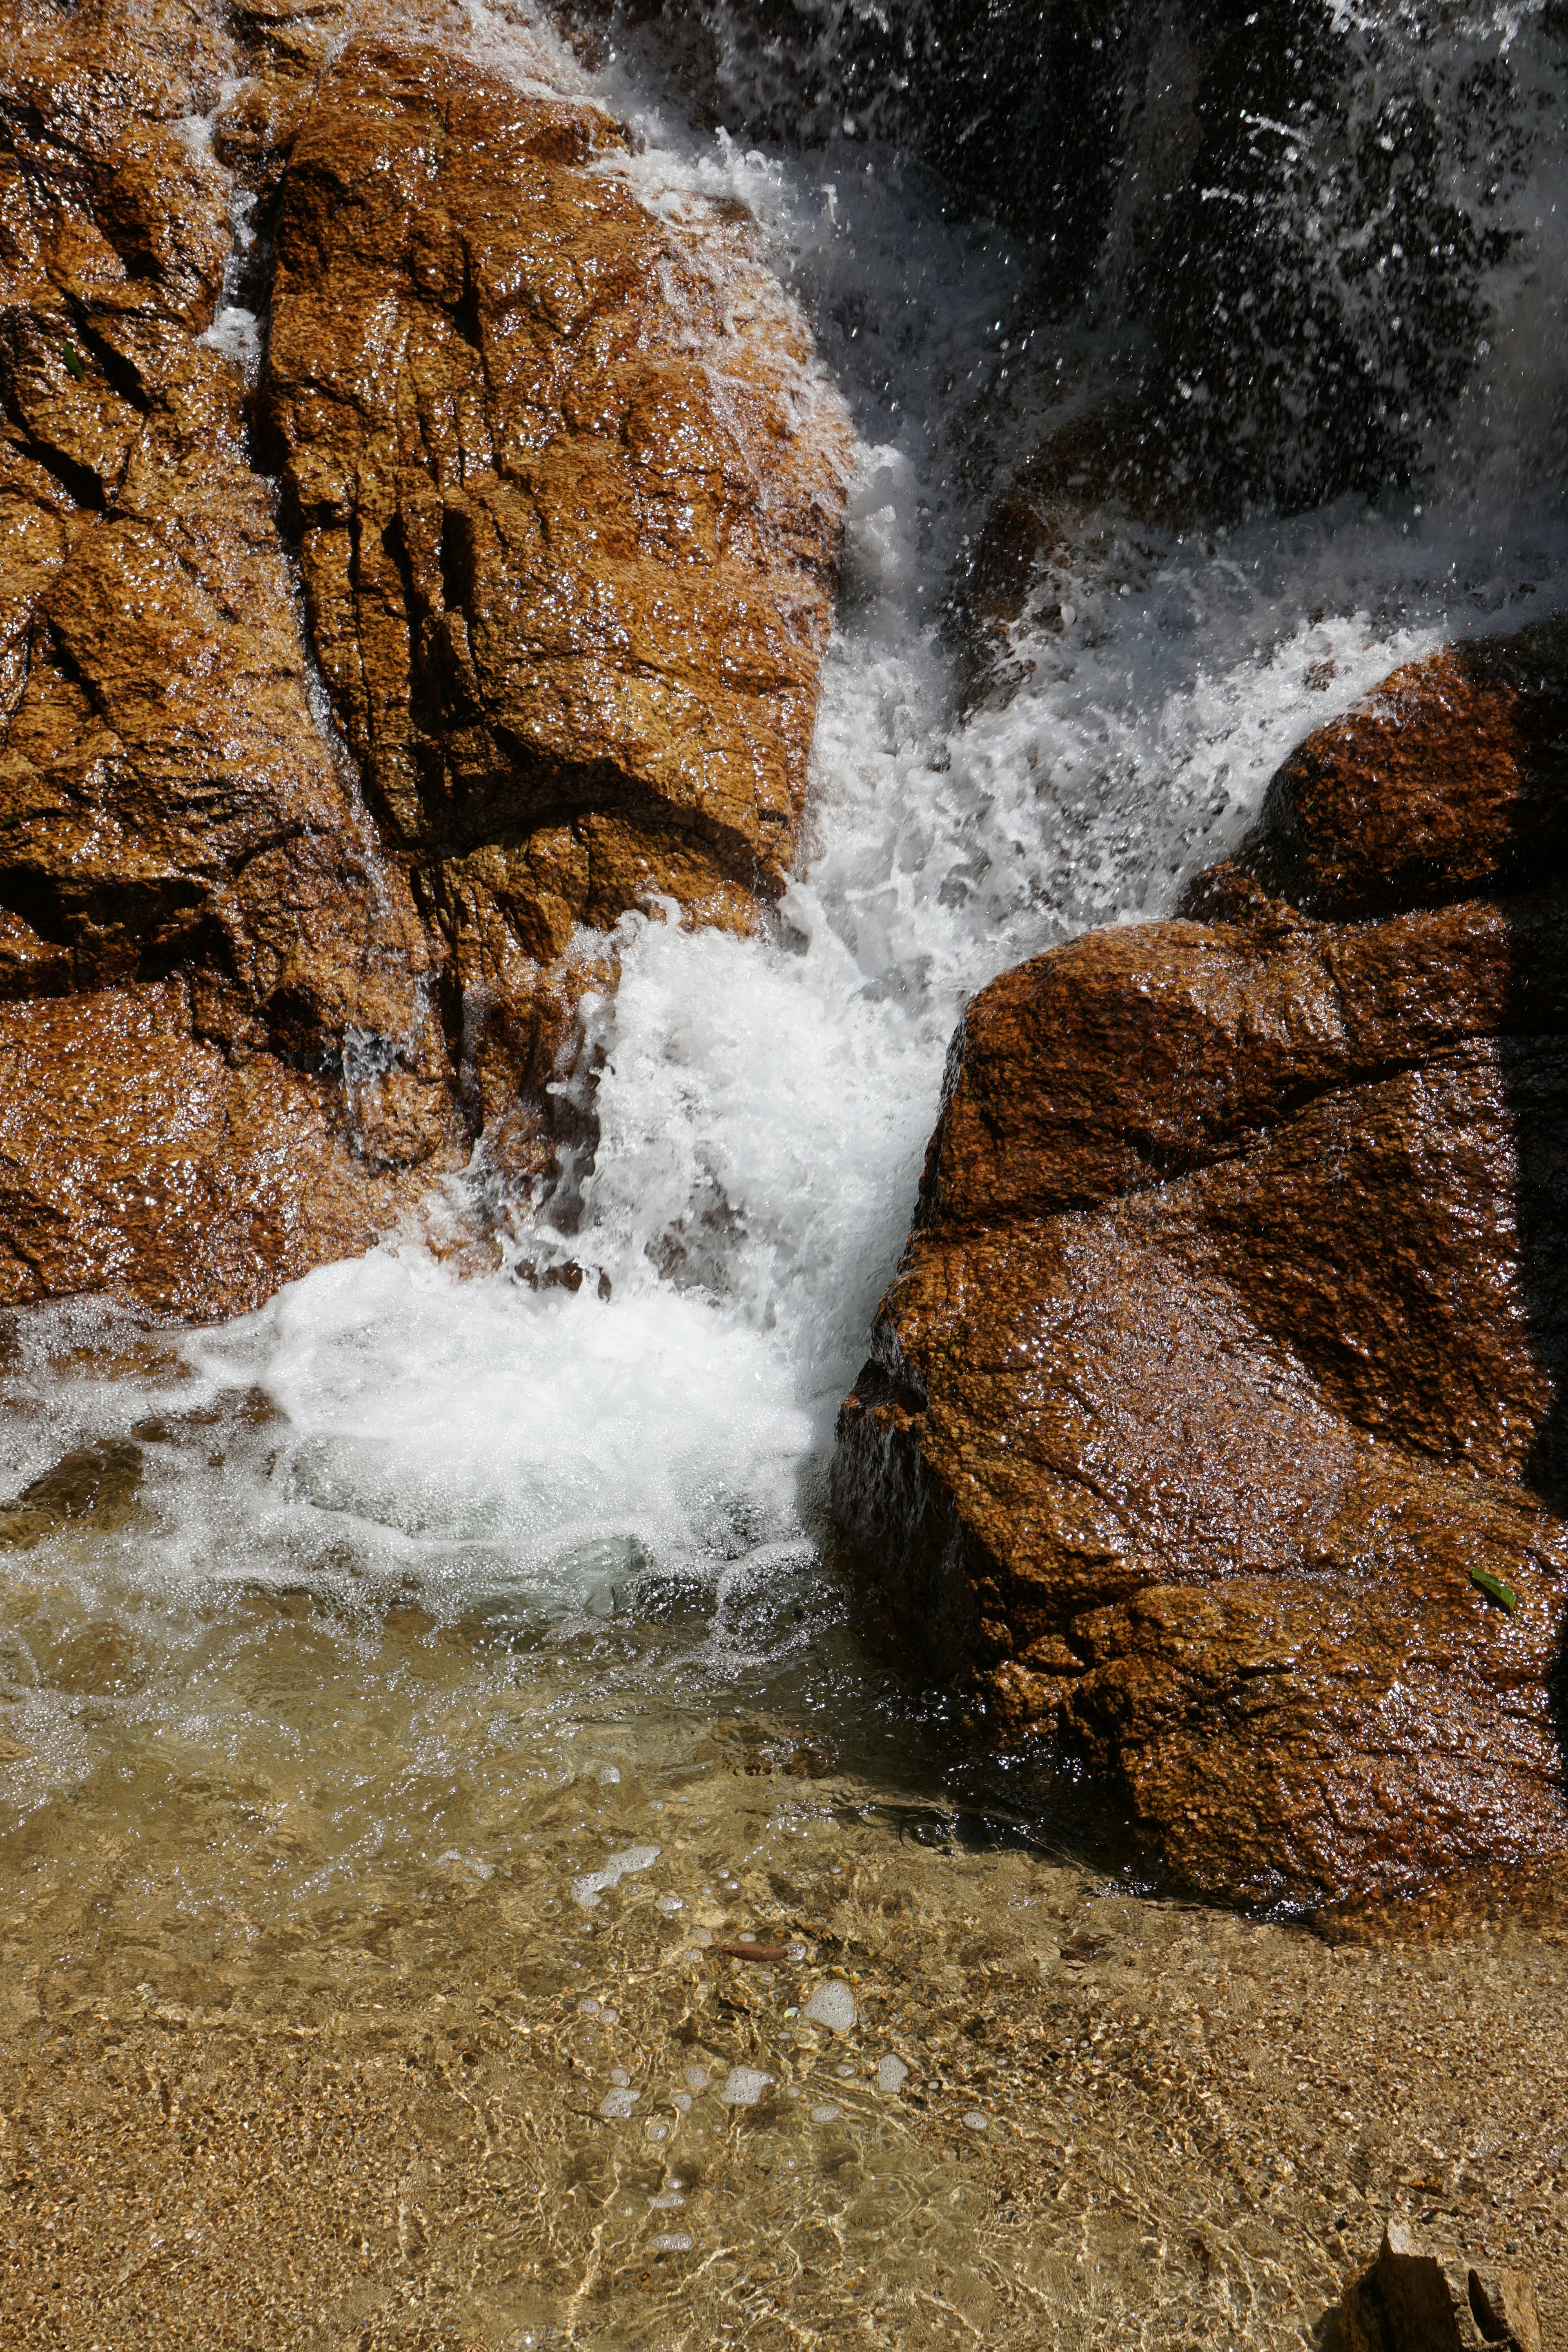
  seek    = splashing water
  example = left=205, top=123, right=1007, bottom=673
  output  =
left=4, top=1, right=1568, bottom=1707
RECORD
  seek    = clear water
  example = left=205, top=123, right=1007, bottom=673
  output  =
left=4, top=3, right=1568, bottom=2344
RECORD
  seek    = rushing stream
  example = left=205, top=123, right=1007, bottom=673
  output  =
left=4, top=4, right=1568, bottom=2345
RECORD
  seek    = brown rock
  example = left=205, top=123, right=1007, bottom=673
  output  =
left=259, top=27, right=849, bottom=1129
left=834, top=631, right=1568, bottom=1909
left=1229, top=619, right=1568, bottom=919
left=0, top=0, right=846, bottom=1308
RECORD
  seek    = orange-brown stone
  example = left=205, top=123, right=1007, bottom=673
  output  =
left=0, top=0, right=847, bottom=1308
left=835, top=629, right=1568, bottom=1911
left=259, top=26, right=850, bottom=1130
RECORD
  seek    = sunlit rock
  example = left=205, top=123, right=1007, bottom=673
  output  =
left=834, top=626, right=1568, bottom=1913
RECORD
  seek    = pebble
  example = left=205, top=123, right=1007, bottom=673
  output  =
left=577, top=1998, right=601, bottom=2017
left=963, top=2112, right=989, bottom=2132
left=810, top=2104, right=841, bottom=2124
left=803, top=1980, right=857, bottom=2035
left=570, top=1844, right=660, bottom=1908
left=671, top=2091, right=693, bottom=2111
left=718, top=2065, right=774, bottom=2107
left=878, top=2056, right=909, bottom=2095
left=609, top=2068, right=630, bottom=2088
left=649, top=2191, right=685, bottom=2210
left=646, top=2121, right=668, bottom=2142
left=682, top=2064, right=708, bottom=2091
left=650, top=2232, right=693, bottom=2253
left=656, top=1895, right=684, bottom=1913
left=599, top=2088, right=638, bottom=2120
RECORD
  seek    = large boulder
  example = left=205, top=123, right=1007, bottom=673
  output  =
left=258, top=22, right=849, bottom=1143
left=0, top=0, right=847, bottom=1311
left=834, top=622, right=1568, bottom=1912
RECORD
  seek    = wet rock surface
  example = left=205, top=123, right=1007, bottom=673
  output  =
left=835, top=624, right=1568, bottom=1912
left=260, top=19, right=848, bottom=1144
left=0, top=0, right=846, bottom=1310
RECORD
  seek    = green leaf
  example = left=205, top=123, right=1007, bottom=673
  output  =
left=1469, top=1567, right=1518, bottom=1613
left=62, top=342, right=85, bottom=382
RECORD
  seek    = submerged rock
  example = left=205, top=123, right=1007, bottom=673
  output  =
left=834, top=624, right=1568, bottom=1911
left=1329, top=2218, right=1542, bottom=2352
left=0, top=0, right=846, bottom=1314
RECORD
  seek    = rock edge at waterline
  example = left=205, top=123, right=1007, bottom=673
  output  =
left=834, top=621, right=1568, bottom=1914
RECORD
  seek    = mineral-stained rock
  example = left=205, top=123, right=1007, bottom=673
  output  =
left=259, top=27, right=849, bottom=1132
left=0, top=0, right=846, bottom=1309
left=834, top=630, right=1568, bottom=1910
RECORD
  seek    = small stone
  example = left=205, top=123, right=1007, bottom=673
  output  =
left=651, top=2233, right=693, bottom=2253
left=803, top=1980, right=857, bottom=2035
left=646, top=2121, right=668, bottom=2142
left=656, top=1895, right=684, bottom=1913
left=649, top=2191, right=686, bottom=2210
left=577, top=1998, right=601, bottom=2016
left=599, top=2088, right=638, bottom=2120
left=962, top=2112, right=989, bottom=2132
left=810, top=2104, right=841, bottom=2124
left=878, top=2056, right=909, bottom=2095
left=672, top=2091, right=693, bottom=2112
left=683, top=2065, right=708, bottom=2091
left=609, top=2068, right=630, bottom=2088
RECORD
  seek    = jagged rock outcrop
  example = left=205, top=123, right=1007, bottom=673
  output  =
left=257, top=24, right=849, bottom=1146
left=834, top=621, right=1568, bottom=1912
left=0, top=0, right=847, bottom=1312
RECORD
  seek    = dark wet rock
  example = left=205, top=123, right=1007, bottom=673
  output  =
left=834, top=628, right=1568, bottom=1911
left=563, top=0, right=1144, bottom=288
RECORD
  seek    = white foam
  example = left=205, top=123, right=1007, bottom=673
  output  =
left=803, top=1980, right=857, bottom=2036
left=570, top=1844, right=661, bottom=1908
left=719, top=2065, right=774, bottom=2106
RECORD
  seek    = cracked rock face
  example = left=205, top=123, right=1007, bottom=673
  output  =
left=833, top=623, right=1568, bottom=1913
left=0, top=0, right=847, bottom=1313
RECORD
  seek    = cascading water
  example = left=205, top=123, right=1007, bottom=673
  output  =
left=5, top=5, right=1568, bottom=2341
